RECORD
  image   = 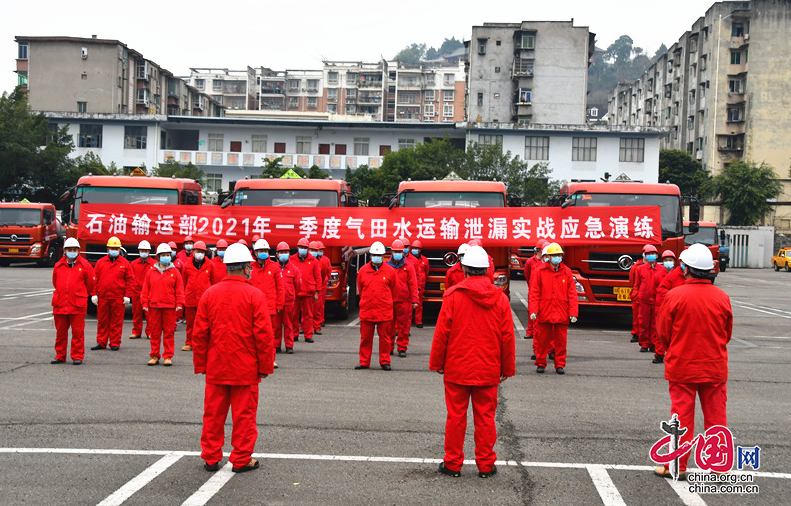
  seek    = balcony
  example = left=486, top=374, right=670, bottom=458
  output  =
left=158, top=150, right=384, bottom=171
left=358, top=91, right=382, bottom=104
left=359, top=77, right=383, bottom=88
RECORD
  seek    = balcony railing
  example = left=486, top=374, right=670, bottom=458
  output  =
left=159, top=150, right=384, bottom=171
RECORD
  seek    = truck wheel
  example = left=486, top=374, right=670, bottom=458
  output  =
left=774, top=262, right=780, bottom=271
left=719, top=261, right=727, bottom=272
left=336, top=301, right=349, bottom=320
left=39, top=244, right=59, bottom=267
left=786, top=263, right=791, bottom=273
left=0, top=259, right=9, bottom=267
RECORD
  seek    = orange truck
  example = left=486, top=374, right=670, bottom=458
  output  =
left=549, top=181, right=696, bottom=310
left=683, top=220, right=721, bottom=276
left=0, top=202, right=64, bottom=267
left=389, top=179, right=511, bottom=302
left=221, top=177, right=359, bottom=319
left=61, top=171, right=202, bottom=263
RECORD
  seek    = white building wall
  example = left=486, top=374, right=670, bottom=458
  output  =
left=55, top=119, right=162, bottom=170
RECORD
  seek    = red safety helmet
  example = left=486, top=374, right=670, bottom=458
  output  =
left=184, top=235, right=194, bottom=243
left=193, top=241, right=207, bottom=251
left=216, top=239, right=228, bottom=248
left=468, top=238, right=483, bottom=247
left=297, top=237, right=310, bottom=248
left=661, top=250, right=677, bottom=260
left=411, top=239, right=423, bottom=249
left=643, top=244, right=658, bottom=254
left=237, top=239, right=248, bottom=246
left=391, top=239, right=405, bottom=251
left=252, top=234, right=260, bottom=242
left=309, top=240, right=320, bottom=249
left=537, top=239, right=550, bottom=250
left=167, top=241, right=177, bottom=250
left=276, top=241, right=290, bottom=252
left=400, top=237, right=410, bottom=247
left=316, top=241, right=325, bottom=249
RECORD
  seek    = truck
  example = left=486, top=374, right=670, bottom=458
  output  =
left=60, top=171, right=202, bottom=263
left=509, top=245, right=535, bottom=279
left=221, top=177, right=359, bottom=319
left=548, top=181, right=694, bottom=310
left=0, top=202, right=64, bottom=267
left=388, top=180, right=511, bottom=302
left=683, top=220, right=722, bottom=275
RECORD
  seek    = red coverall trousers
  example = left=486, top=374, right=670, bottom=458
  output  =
left=443, top=381, right=498, bottom=472
left=201, top=382, right=260, bottom=468
left=131, top=292, right=149, bottom=338
left=292, top=296, right=314, bottom=340
left=665, top=382, right=727, bottom=472
left=278, top=305, right=295, bottom=348
left=359, top=320, right=391, bottom=367
left=638, top=302, right=656, bottom=350
left=390, top=301, right=412, bottom=353
left=414, top=291, right=424, bottom=325
left=54, top=313, right=85, bottom=361
left=269, top=312, right=282, bottom=350
left=147, top=308, right=176, bottom=360
left=185, top=306, right=198, bottom=346
left=96, top=298, right=125, bottom=348
left=632, top=300, right=641, bottom=337
left=535, top=323, right=567, bottom=368
left=313, top=290, right=326, bottom=331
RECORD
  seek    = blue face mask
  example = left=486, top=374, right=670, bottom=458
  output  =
left=404, top=247, right=410, bottom=255
left=139, top=252, right=149, bottom=260
left=184, top=244, right=193, bottom=251
left=66, top=252, right=78, bottom=260
left=412, top=249, right=421, bottom=256
left=542, top=257, right=549, bottom=263
left=258, top=252, right=269, bottom=261
left=663, top=260, right=675, bottom=270
left=550, top=256, right=562, bottom=265
left=108, top=250, right=120, bottom=258
left=371, top=256, right=383, bottom=265
left=392, top=252, right=403, bottom=262
left=278, top=253, right=289, bottom=263
left=298, top=248, right=308, bottom=256
left=217, top=250, right=225, bottom=258
left=645, top=254, right=657, bottom=263
left=159, top=256, right=171, bottom=265
left=317, top=251, right=323, bottom=257
left=310, top=251, right=318, bottom=258
left=680, top=263, right=687, bottom=273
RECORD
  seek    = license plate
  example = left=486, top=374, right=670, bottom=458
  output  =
left=440, top=282, right=445, bottom=291
left=8, top=248, right=18, bottom=253
left=613, top=286, right=632, bottom=302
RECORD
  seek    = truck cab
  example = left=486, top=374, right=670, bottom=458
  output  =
left=683, top=220, right=721, bottom=276
left=0, top=202, right=64, bottom=267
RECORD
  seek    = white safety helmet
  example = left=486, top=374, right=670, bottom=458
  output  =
left=457, top=243, right=470, bottom=255
left=156, top=243, right=172, bottom=255
left=223, top=242, right=255, bottom=264
left=679, top=243, right=714, bottom=270
left=64, top=237, right=80, bottom=249
left=369, top=241, right=386, bottom=255
left=138, top=240, right=152, bottom=250
left=462, top=245, right=489, bottom=268
left=253, top=238, right=270, bottom=251
left=542, top=246, right=549, bottom=257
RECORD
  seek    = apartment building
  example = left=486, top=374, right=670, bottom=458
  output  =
left=467, top=21, right=595, bottom=124
left=188, top=68, right=257, bottom=111
left=14, top=36, right=222, bottom=117
left=607, top=0, right=791, bottom=230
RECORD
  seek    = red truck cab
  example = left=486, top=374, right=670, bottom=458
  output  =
left=0, top=202, right=63, bottom=267
left=683, top=220, right=721, bottom=277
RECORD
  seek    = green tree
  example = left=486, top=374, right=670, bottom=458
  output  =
left=260, top=157, right=284, bottom=178
left=438, top=37, right=463, bottom=55
left=709, top=160, right=782, bottom=225
left=307, top=165, right=328, bottom=179
left=152, top=159, right=205, bottom=185
left=658, top=149, right=712, bottom=197
left=393, top=43, right=426, bottom=63
left=606, top=35, right=634, bottom=68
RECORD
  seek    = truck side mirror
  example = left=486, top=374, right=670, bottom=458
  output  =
left=507, top=193, right=522, bottom=207
left=181, top=190, right=200, bottom=205
left=688, top=198, right=700, bottom=222
left=347, top=194, right=359, bottom=207
left=688, top=222, right=699, bottom=233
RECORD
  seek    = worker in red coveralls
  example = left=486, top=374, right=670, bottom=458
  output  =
left=275, top=242, right=301, bottom=354
left=212, top=239, right=229, bottom=281
left=444, top=243, right=469, bottom=291
left=529, top=244, right=551, bottom=361
left=291, top=237, right=321, bottom=343
left=141, top=243, right=185, bottom=366
left=654, top=244, right=732, bottom=481
left=632, top=244, right=662, bottom=357
left=316, top=241, right=332, bottom=331
left=629, top=245, right=652, bottom=343
left=175, top=235, right=195, bottom=266
left=430, top=245, right=515, bottom=479
left=355, top=241, right=397, bottom=371
left=408, top=239, right=429, bottom=329
left=310, top=241, right=330, bottom=335
left=529, top=242, right=578, bottom=374
left=90, top=236, right=133, bottom=352
left=524, top=239, right=549, bottom=340
left=182, top=241, right=219, bottom=352
left=656, top=253, right=686, bottom=310
left=51, top=238, right=96, bottom=365
left=387, top=239, right=419, bottom=358
left=168, top=241, right=182, bottom=270
left=193, top=243, right=275, bottom=474
left=252, top=239, right=285, bottom=351
left=468, top=238, right=495, bottom=281
left=647, top=250, right=678, bottom=364
left=129, top=240, right=155, bottom=340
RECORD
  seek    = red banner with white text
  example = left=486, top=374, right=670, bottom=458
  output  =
left=78, top=204, right=662, bottom=248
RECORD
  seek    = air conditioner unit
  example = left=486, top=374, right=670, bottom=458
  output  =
left=81, top=47, right=88, bottom=59
left=744, top=34, right=749, bottom=40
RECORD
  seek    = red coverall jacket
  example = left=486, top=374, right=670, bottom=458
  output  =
left=93, top=255, right=134, bottom=299
left=657, top=279, right=733, bottom=384
left=409, top=253, right=430, bottom=289
left=251, top=259, right=285, bottom=314
left=290, top=253, right=321, bottom=296
left=357, top=262, right=397, bottom=321
left=183, top=258, right=218, bottom=307
left=655, top=266, right=686, bottom=309
left=319, top=255, right=331, bottom=289
left=444, top=262, right=465, bottom=290
left=629, top=258, right=645, bottom=298
left=175, top=249, right=192, bottom=268
left=52, top=256, right=96, bottom=314
left=429, top=276, right=516, bottom=385
left=632, top=262, right=664, bottom=304
left=141, top=264, right=185, bottom=309
left=130, top=257, right=155, bottom=295
left=524, top=256, right=540, bottom=287
left=278, top=260, right=302, bottom=306
left=387, top=259, right=419, bottom=304
left=192, top=276, right=275, bottom=384
left=211, top=256, right=227, bottom=282
left=528, top=262, right=578, bottom=324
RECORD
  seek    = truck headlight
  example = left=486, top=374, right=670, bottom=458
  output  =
left=29, top=243, right=42, bottom=255
left=327, top=272, right=340, bottom=289
left=494, top=274, right=508, bottom=288
left=575, top=280, right=585, bottom=293
left=510, top=256, right=520, bottom=266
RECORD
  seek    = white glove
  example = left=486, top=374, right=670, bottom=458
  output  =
left=91, top=296, right=99, bottom=305
left=529, top=313, right=537, bottom=320
left=570, top=316, right=578, bottom=324
left=123, top=297, right=131, bottom=305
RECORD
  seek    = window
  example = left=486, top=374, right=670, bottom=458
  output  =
left=444, top=73, right=454, bottom=85
left=18, top=42, right=28, bottom=59
left=424, top=90, right=435, bottom=101
left=327, top=71, right=338, bottom=85
left=346, top=72, right=358, bottom=85
left=619, top=138, right=645, bottom=162
left=136, top=61, right=149, bottom=80
left=353, top=137, right=369, bottom=156
left=327, top=103, right=337, bottom=114
left=496, top=40, right=501, bottom=46
left=524, top=136, right=549, bottom=160
left=727, top=106, right=743, bottom=122
left=700, top=55, right=707, bottom=71
left=296, top=136, right=312, bottom=154
left=212, top=79, right=222, bottom=91
left=124, top=126, right=147, bottom=149
left=79, top=124, right=102, bottom=148
left=288, top=97, right=299, bottom=108
left=274, top=142, right=286, bottom=153
left=477, top=93, right=483, bottom=106
left=425, top=74, right=435, bottom=85
left=207, top=133, right=224, bottom=152
left=318, top=144, right=330, bottom=154
left=251, top=134, right=267, bottom=152
left=335, top=144, right=346, bottom=155
left=520, top=34, right=535, bottom=49
left=398, top=138, right=416, bottom=150
left=327, top=88, right=338, bottom=102
left=307, top=79, right=319, bottom=92
left=572, top=137, right=597, bottom=161
left=495, top=66, right=501, bottom=73
left=518, top=88, right=532, bottom=104
left=77, top=101, right=87, bottom=113
left=443, top=104, right=454, bottom=117
left=17, top=71, right=28, bottom=87
left=728, top=79, right=744, bottom=94
left=732, top=22, right=744, bottom=37
left=478, top=39, right=487, bottom=55
left=424, top=103, right=435, bottom=117
left=443, top=90, right=454, bottom=101
left=307, top=97, right=318, bottom=109
left=205, top=173, right=223, bottom=193
left=730, top=51, right=741, bottom=65
left=478, top=134, right=502, bottom=146
left=346, top=88, right=357, bottom=100
left=288, top=79, right=300, bottom=91
left=194, top=79, right=205, bottom=90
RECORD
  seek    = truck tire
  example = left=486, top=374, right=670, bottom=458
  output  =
left=0, top=259, right=9, bottom=267
left=774, top=262, right=780, bottom=271
left=39, top=243, right=60, bottom=268
left=786, top=263, right=791, bottom=273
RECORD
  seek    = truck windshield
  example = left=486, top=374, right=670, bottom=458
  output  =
left=566, top=193, right=682, bottom=238
left=684, top=226, right=718, bottom=246
left=401, top=191, right=505, bottom=208
left=0, top=208, right=41, bottom=227
left=232, top=189, right=339, bottom=207
left=72, top=187, right=179, bottom=223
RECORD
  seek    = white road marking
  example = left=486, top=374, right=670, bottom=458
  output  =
left=181, top=462, right=234, bottom=506
left=732, top=302, right=791, bottom=320
left=0, top=311, right=53, bottom=330
left=667, top=477, right=708, bottom=506
left=515, top=292, right=528, bottom=309
left=346, top=317, right=360, bottom=327
left=732, top=337, right=759, bottom=348
left=511, top=308, right=524, bottom=333
left=97, top=453, right=183, bottom=506
left=587, top=465, right=627, bottom=506
left=0, top=289, right=54, bottom=297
